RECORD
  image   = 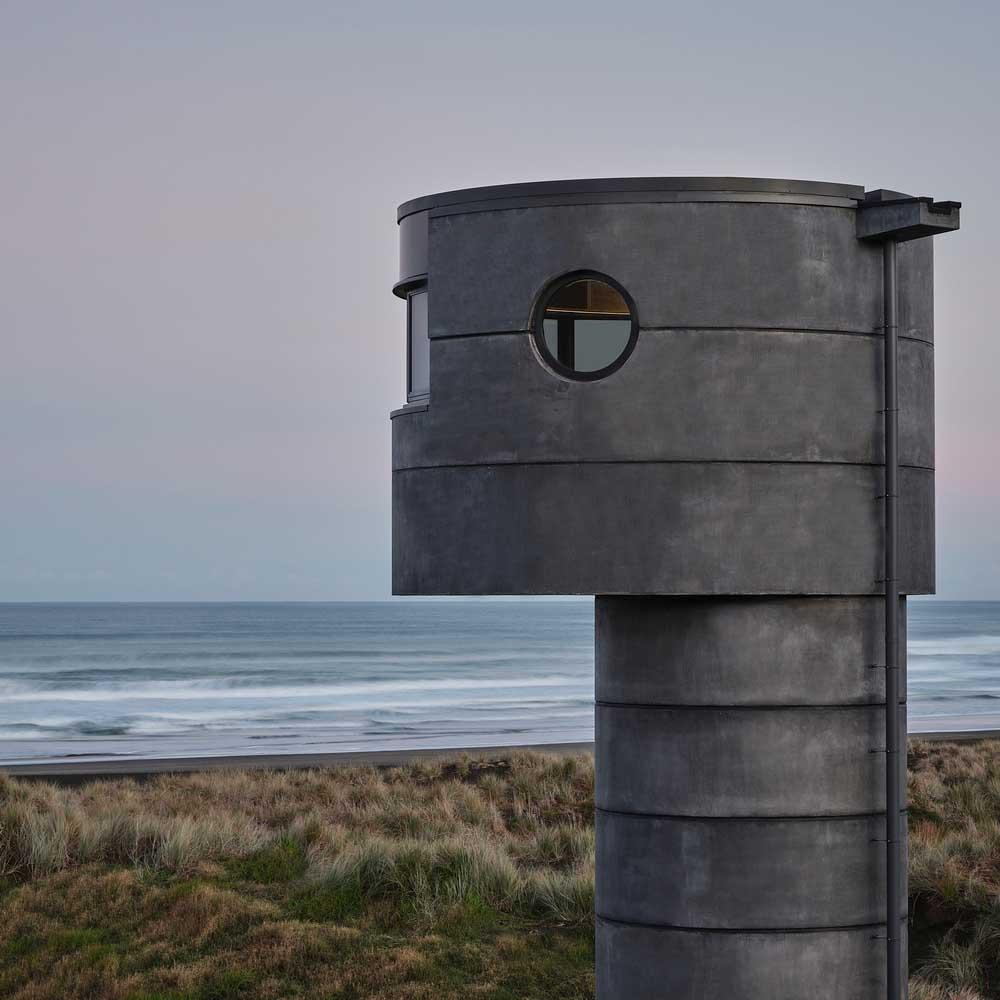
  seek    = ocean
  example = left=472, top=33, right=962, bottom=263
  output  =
left=0, top=600, right=998, bottom=765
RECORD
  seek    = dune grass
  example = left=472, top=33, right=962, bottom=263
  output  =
left=0, top=743, right=999, bottom=998
left=0, top=752, right=595, bottom=999
left=908, top=740, right=1000, bottom=1000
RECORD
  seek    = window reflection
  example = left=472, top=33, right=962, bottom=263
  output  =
left=536, top=277, right=636, bottom=378
left=408, top=289, right=429, bottom=401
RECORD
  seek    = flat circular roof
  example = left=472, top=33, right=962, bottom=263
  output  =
left=397, top=176, right=865, bottom=222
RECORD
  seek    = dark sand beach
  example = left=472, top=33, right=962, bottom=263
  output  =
left=6, top=728, right=1000, bottom=782
left=0, top=742, right=596, bottom=782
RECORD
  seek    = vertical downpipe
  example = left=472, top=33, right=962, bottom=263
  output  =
left=883, top=238, right=903, bottom=1000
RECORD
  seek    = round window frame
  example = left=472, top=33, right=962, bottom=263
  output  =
left=531, top=270, right=640, bottom=382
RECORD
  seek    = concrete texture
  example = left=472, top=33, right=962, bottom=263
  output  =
left=897, top=238, right=933, bottom=343
left=595, top=810, right=906, bottom=928
left=392, top=182, right=936, bottom=604
left=596, top=917, right=905, bottom=1000
left=427, top=202, right=929, bottom=339
left=392, top=330, right=933, bottom=470
left=596, top=596, right=905, bottom=707
left=596, top=703, right=887, bottom=816
left=389, top=178, right=941, bottom=999
left=393, top=462, right=933, bottom=595
left=595, top=595, right=907, bottom=998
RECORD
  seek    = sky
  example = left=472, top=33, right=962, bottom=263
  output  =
left=1, top=0, right=997, bottom=601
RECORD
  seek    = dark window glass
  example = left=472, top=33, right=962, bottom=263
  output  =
left=534, top=276, right=637, bottom=380
left=408, top=288, right=429, bottom=401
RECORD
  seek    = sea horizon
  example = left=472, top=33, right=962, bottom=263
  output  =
left=2, top=598, right=999, bottom=766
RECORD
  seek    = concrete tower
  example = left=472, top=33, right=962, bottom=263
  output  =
left=389, top=177, right=960, bottom=999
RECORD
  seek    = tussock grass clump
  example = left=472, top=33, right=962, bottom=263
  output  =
left=0, top=798, right=266, bottom=878
left=298, top=833, right=593, bottom=925
left=0, top=751, right=594, bottom=883
left=910, top=739, right=1000, bottom=997
left=910, top=979, right=988, bottom=1000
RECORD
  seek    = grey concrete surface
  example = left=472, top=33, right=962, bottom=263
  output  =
left=596, top=917, right=904, bottom=1000
left=428, top=202, right=931, bottom=339
left=596, top=596, right=905, bottom=706
left=390, top=178, right=945, bottom=998
left=392, top=330, right=934, bottom=470
left=596, top=703, right=887, bottom=816
left=897, top=237, right=933, bottom=343
left=858, top=198, right=960, bottom=243
left=596, top=810, right=907, bottom=928
left=594, top=595, right=908, bottom=996
left=393, top=462, right=934, bottom=595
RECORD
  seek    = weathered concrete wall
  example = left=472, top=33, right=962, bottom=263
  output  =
left=393, top=463, right=933, bottom=594
left=595, top=595, right=907, bottom=1000
left=425, top=203, right=931, bottom=340
left=389, top=179, right=933, bottom=999
left=394, top=331, right=933, bottom=468
left=596, top=919, right=907, bottom=1000
left=391, top=184, right=934, bottom=597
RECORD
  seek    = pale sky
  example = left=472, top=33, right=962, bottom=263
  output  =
left=1, top=1, right=997, bottom=600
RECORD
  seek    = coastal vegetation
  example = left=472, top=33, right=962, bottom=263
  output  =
left=0, top=743, right=997, bottom=998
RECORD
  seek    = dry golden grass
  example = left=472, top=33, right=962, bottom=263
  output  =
left=1, top=743, right=999, bottom=998
left=909, top=740, right=1000, bottom=998
left=0, top=752, right=595, bottom=999
left=910, top=981, right=988, bottom=1000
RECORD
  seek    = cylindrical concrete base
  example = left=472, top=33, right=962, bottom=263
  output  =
left=595, top=596, right=906, bottom=1000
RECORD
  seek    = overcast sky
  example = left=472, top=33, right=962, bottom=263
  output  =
left=1, top=1, right=997, bottom=600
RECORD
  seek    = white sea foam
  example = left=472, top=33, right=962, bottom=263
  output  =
left=0, top=673, right=587, bottom=703
left=1, top=601, right=996, bottom=763
left=908, top=635, right=1000, bottom=657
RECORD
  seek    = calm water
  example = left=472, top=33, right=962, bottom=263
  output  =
left=0, top=601, right=997, bottom=765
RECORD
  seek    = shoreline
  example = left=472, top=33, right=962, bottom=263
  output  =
left=0, top=741, right=596, bottom=782
left=3, top=730, right=999, bottom=782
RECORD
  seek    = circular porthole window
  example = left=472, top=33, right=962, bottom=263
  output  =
left=533, top=273, right=638, bottom=381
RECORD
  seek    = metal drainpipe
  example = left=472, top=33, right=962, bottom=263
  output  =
left=883, top=237, right=904, bottom=1000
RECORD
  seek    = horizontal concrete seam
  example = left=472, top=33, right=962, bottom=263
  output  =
left=395, top=591, right=922, bottom=598
left=393, top=459, right=935, bottom=473
left=596, top=703, right=909, bottom=710
left=640, top=328, right=933, bottom=345
left=596, top=806, right=907, bottom=822
left=596, top=701, right=899, bottom=711
left=430, top=327, right=934, bottom=344
left=595, top=914, right=897, bottom=935
left=595, top=595, right=896, bottom=602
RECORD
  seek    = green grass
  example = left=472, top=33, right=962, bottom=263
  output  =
left=0, top=752, right=595, bottom=999
left=226, top=837, right=309, bottom=884
left=0, top=744, right=998, bottom=998
left=909, top=741, right=1000, bottom=999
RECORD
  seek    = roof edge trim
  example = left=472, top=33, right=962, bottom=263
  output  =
left=397, top=177, right=866, bottom=222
